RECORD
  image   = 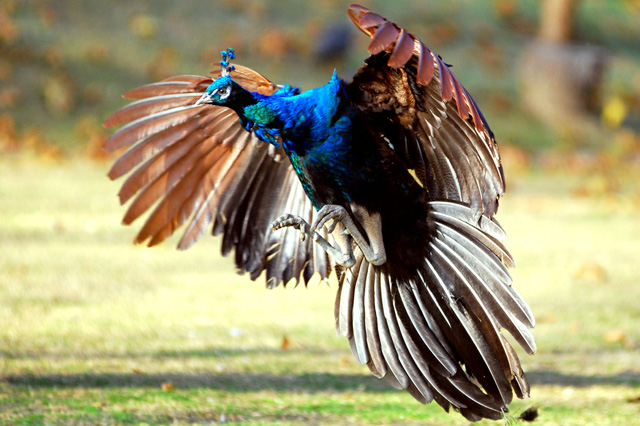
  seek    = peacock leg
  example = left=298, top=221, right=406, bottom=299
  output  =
left=271, top=213, right=356, bottom=267
left=310, top=204, right=387, bottom=266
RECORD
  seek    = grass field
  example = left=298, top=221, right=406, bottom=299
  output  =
left=1, top=154, right=639, bottom=425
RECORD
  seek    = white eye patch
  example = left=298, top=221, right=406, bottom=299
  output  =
left=218, top=86, right=231, bottom=99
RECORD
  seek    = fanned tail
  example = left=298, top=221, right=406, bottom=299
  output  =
left=335, top=201, right=535, bottom=421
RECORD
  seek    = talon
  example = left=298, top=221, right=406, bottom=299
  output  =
left=271, top=213, right=304, bottom=232
left=369, top=253, right=387, bottom=266
left=342, top=255, right=356, bottom=268
left=270, top=207, right=360, bottom=269
left=271, top=218, right=285, bottom=231
left=311, top=204, right=347, bottom=233
left=316, top=214, right=330, bottom=230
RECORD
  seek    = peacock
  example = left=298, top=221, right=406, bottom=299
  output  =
left=103, top=4, right=535, bottom=421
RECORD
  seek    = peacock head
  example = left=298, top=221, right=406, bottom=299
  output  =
left=196, top=75, right=236, bottom=105
left=195, top=48, right=246, bottom=107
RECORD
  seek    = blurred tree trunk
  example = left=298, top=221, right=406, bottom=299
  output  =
left=540, top=0, right=579, bottom=42
left=518, top=0, right=607, bottom=146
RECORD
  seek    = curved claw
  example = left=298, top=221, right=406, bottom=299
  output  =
left=271, top=205, right=385, bottom=268
left=271, top=213, right=307, bottom=241
left=311, top=205, right=348, bottom=234
left=271, top=210, right=355, bottom=267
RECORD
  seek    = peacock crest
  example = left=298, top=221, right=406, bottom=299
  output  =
left=219, top=48, right=236, bottom=77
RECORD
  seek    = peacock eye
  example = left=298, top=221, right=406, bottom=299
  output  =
left=219, top=86, right=231, bottom=99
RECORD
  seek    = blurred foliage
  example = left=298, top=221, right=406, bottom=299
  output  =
left=0, top=0, right=639, bottom=172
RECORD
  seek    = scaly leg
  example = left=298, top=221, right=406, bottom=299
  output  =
left=311, top=204, right=386, bottom=266
left=271, top=213, right=356, bottom=267
left=271, top=204, right=387, bottom=267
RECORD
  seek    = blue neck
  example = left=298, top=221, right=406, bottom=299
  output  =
left=240, top=72, right=347, bottom=153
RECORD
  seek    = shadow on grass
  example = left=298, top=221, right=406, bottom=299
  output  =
left=5, top=369, right=640, bottom=393
left=527, top=369, right=640, bottom=387
left=4, top=371, right=393, bottom=393
left=1, top=347, right=338, bottom=360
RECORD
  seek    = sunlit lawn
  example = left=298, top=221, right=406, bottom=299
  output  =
left=1, top=154, right=639, bottom=425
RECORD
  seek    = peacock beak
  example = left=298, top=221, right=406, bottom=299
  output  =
left=195, top=90, right=217, bottom=106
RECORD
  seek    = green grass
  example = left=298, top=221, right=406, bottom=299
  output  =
left=1, top=155, right=640, bottom=425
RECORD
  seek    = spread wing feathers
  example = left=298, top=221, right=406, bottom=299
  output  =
left=335, top=201, right=535, bottom=421
left=347, top=4, right=504, bottom=218
left=103, top=68, right=330, bottom=287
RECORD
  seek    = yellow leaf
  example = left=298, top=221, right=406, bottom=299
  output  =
left=602, top=96, right=627, bottom=128
left=573, top=261, right=606, bottom=282
left=604, top=328, right=626, bottom=343
left=604, top=329, right=636, bottom=349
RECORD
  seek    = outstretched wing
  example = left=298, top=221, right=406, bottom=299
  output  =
left=338, top=4, right=535, bottom=421
left=104, top=65, right=331, bottom=287
left=346, top=4, right=504, bottom=218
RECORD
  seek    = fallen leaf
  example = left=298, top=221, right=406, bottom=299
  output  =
left=535, top=314, right=557, bottom=324
left=161, top=382, right=174, bottom=391
left=280, top=334, right=290, bottom=351
left=603, top=329, right=635, bottom=349
left=602, top=96, right=627, bottom=128
left=573, top=261, right=606, bottom=282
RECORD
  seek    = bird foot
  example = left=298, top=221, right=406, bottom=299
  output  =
left=322, top=203, right=387, bottom=266
left=271, top=204, right=387, bottom=268
left=311, top=204, right=348, bottom=234
left=271, top=211, right=356, bottom=267
left=271, top=213, right=309, bottom=241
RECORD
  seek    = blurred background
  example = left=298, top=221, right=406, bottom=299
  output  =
left=2, top=0, right=640, bottom=164
left=1, top=1, right=640, bottom=425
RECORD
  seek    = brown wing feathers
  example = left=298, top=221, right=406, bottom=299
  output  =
left=347, top=4, right=504, bottom=218
left=104, top=70, right=329, bottom=287
left=348, top=4, right=482, bottom=128
left=339, top=4, right=534, bottom=420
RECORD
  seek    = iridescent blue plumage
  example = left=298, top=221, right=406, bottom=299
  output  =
left=202, top=70, right=379, bottom=209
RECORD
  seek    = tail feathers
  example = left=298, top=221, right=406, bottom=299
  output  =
left=335, top=201, right=534, bottom=421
